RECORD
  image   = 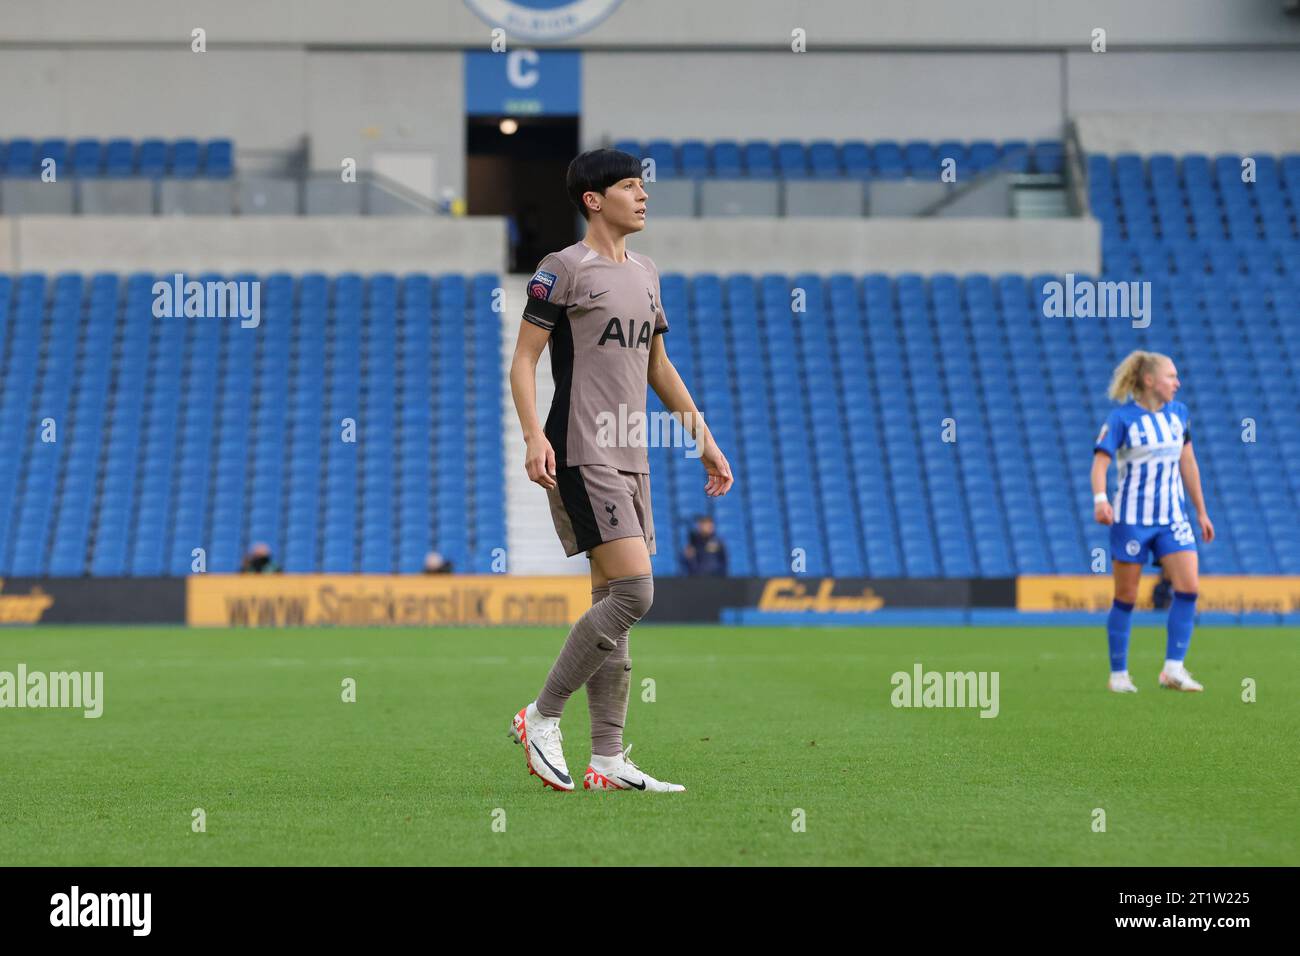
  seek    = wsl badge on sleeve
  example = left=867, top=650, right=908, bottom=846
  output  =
left=464, top=0, right=625, bottom=41
left=528, top=270, right=557, bottom=301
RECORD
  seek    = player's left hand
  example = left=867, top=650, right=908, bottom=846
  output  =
left=1198, top=513, right=1215, bottom=543
left=701, top=442, right=733, bottom=497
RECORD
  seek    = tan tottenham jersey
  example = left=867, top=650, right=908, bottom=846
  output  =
left=522, top=241, right=669, bottom=474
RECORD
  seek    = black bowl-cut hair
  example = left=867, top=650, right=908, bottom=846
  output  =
left=566, top=148, right=643, bottom=220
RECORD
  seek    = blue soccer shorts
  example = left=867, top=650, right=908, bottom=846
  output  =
left=1110, top=520, right=1197, bottom=566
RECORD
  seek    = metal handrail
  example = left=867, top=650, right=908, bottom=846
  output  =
left=1064, top=119, right=1090, bottom=218
left=913, top=150, right=1038, bottom=217
left=0, top=168, right=444, bottom=216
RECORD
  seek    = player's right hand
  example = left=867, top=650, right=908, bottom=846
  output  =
left=701, top=442, right=734, bottom=497
left=525, top=435, right=557, bottom=489
left=1094, top=501, right=1114, bottom=525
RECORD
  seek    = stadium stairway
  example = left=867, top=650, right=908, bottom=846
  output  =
left=500, top=281, right=576, bottom=575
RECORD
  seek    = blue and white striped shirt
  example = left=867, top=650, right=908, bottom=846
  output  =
left=1094, top=400, right=1191, bottom=526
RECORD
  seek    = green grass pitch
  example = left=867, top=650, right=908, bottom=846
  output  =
left=1, top=624, right=1296, bottom=866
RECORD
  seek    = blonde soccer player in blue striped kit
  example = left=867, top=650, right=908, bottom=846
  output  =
left=1091, top=351, right=1215, bottom=693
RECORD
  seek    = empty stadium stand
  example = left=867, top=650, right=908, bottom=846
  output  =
left=0, top=272, right=504, bottom=576
left=0, top=138, right=240, bottom=216
left=0, top=138, right=443, bottom=216
left=611, top=138, right=1064, bottom=179
left=604, top=138, right=1065, bottom=218
left=644, top=150, right=1299, bottom=577
left=645, top=266, right=1300, bottom=578
left=0, top=138, right=234, bottom=178
left=1, top=150, right=1295, bottom=579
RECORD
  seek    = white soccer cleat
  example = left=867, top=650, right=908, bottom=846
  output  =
left=1158, top=667, right=1203, bottom=692
left=1108, top=673, right=1139, bottom=693
left=509, top=701, right=574, bottom=791
left=583, top=744, right=685, bottom=793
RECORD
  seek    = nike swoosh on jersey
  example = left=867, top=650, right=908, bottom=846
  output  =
left=589, top=290, right=609, bottom=299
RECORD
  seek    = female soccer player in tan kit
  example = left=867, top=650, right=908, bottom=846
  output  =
left=508, top=148, right=734, bottom=792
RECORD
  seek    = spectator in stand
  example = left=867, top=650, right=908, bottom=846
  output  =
left=240, top=542, right=281, bottom=574
left=679, top=514, right=728, bottom=576
left=423, top=551, right=454, bottom=574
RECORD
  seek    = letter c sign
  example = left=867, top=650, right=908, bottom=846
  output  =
left=507, top=50, right=540, bottom=89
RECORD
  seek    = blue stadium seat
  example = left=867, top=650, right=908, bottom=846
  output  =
left=711, top=141, right=742, bottom=178
left=743, top=141, right=776, bottom=178
left=170, top=139, right=200, bottom=178
left=645, top=139, right=677, bottom=178
left=71, top=138, right=103, bottom=176
left=37, top=138, right=68, bottom=175
left=809, top=140, right=841, bottom=178
left=5, top=138, right=36, bottom=176
left=841, top=140, right=871, bottom=178
left=104, top=138, right=136, bottom=176
left=776, top=140, right=809, bottom=178
left=204, top=139, right=234, bottom=178
left=1033, top=140, right=1064, bottom=175
left=872, top=141, right=905, bottom=179
left=680, top=140, right=709, bottom=177
left=138, top=139, right=167, bottom=178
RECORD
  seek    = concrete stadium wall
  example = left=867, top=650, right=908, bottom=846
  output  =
left=0, top=49, right=307, bottom=154
left=0, top=216, right=508, bottom=274
left=0, top=49, right=466, bottom=196
left=0, top=219, right=14, bottom=273
left=0, top=3, right=1295, bottom=197
left=1067, top=51, right=1300, bottom=117
left=1077, top=112, right=1300, bottom=156
left=1070, top=49, right=1300, bottom=154
left=623, top=218, right=1101, bottom=276
left=3, top=0, right=1298, bottom=46
left=584, top=52, right=1064, bottom=144
left=0, top=215, right=1095, bottom=276
left=305, top=52, right=464, bottom=196
left=586, top=49, right=1300, bottom=146
left=4, top=47, right=1295, bottom=195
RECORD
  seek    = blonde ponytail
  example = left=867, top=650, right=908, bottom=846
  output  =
left=1107, top=350, right=1171, bottom=402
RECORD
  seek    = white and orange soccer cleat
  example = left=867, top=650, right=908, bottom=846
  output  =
left=1158, top=667, right=1203, bottom=692
left=584, top=744, right=685, bottom=793
left=1108, top=673, right=1139, bottom=693
left=509, top=701, right=574, bottom=791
